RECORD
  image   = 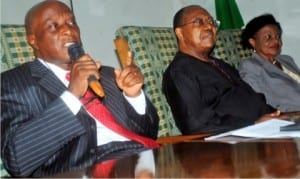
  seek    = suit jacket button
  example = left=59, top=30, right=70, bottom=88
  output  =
left=90, top=149, right=95, bottom=154
left=90, top=125, right=95, bottom=130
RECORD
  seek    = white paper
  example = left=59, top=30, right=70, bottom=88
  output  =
left=205, top=119, right=299, bottom=141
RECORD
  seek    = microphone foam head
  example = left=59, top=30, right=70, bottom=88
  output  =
left=68, top=43, right=85, bottom=60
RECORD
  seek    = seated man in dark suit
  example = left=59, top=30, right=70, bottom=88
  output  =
left=1, top=0, right=159, bottom=177
left=162, top=5, right=281, bottom=135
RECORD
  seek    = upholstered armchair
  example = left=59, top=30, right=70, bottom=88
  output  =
left=114, top=26, right=252, bottom=137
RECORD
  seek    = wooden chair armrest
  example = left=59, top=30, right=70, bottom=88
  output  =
left=156, top=133, right=212, bottom=144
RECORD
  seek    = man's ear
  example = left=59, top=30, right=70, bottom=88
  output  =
left=27, top=34, right=38, bottom=50
left=175, top=28, right=183, bottom=40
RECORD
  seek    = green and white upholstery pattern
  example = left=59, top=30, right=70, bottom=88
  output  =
left=212, top=29, right=252, bottom=68
left=115, top=26, right=252, bottom=137
left=116, top=26, right=181, bottom=137
left=1, top=24, right=34, bottom=72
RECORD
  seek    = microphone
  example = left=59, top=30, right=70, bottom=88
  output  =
left=68, top=43, right=105, bottom=98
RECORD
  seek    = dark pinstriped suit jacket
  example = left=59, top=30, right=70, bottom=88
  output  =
left=1, top=60, right=159, bottom=177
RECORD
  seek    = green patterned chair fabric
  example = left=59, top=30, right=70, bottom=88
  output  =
left=1, top=24, right=35, bottom=72
left=115, top=26, right=252, bottom=137
left=115, top=26, right=181, bottom=137
left=1, top=24, right=35, bottom=177
left=211, top=29, right=252, bottom=68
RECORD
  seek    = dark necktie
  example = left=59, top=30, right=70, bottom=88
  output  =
left=209, top=59, right=235, bottom=83
left=65, top=73, right=159, bottom=148
left=273, top=60, right=283, bottom=70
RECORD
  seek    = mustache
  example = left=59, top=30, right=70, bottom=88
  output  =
left=202, top=29, right=214, bottom=35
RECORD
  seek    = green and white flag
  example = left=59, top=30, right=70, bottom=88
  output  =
left=215, top=0, right=244, bottom=30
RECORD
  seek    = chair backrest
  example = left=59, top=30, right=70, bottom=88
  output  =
left=211, top=29, right=252, bottom=68
left=115, top=26, right=181, bottom=137
left=115, top=26, right=252, bottom=137
left=1, top=24, right=35, bottom=72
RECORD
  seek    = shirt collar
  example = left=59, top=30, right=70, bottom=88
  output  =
left=38, top=58, right=69, bottom=87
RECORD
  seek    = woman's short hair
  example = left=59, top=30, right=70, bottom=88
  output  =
left=241, top=14, right=282, bottom=49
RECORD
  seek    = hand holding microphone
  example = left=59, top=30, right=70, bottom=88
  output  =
left=68, top=43, right=105, bottom=98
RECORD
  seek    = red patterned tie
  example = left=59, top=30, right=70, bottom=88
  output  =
left=66, top=73, right=159, bottom=148
left=93, top=159, right=116, bottom=178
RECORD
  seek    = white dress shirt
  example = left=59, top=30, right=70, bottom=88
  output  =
left=38, top=59, right=147, bottom=145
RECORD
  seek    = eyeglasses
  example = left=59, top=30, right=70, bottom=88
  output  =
left=179, top=18, right=220, bottom=29
left=253, top=33, right=282, bottom=44
left=262, top=33, right=282, bottom=42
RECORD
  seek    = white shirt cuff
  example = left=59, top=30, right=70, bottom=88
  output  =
left=124, top=90, right=146, bottom=115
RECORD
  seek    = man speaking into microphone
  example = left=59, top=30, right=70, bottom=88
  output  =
left=1, top=0, right=159, bottom=177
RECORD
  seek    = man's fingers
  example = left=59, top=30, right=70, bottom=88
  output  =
left=126, top=51, right=133, bottom=66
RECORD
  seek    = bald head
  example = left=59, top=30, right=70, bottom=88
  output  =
left=23, top=0, right=81, bottom=67
left=25, top=0, right=72, bottom=35
left=173, top=5, right=210, bottom=31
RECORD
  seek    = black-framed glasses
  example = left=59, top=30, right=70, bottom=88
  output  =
left=179, top=18, right=220, bottom=29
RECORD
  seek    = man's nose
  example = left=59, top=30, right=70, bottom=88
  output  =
left=60, top=24, right=72, bottom=35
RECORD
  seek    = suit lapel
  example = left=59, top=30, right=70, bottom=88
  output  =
left=98, top=67, right=129, bottom=126
left=278, top=58, right=300, bottom=75
left=29, top=62, right=127, bottom=125
left=253, top=54, right=296, bottom=83
left=29, top=60, right=120, bottom=114
left=100, top=67, right=123, bottom=113
left=29, top=60, right=67, bottom=97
